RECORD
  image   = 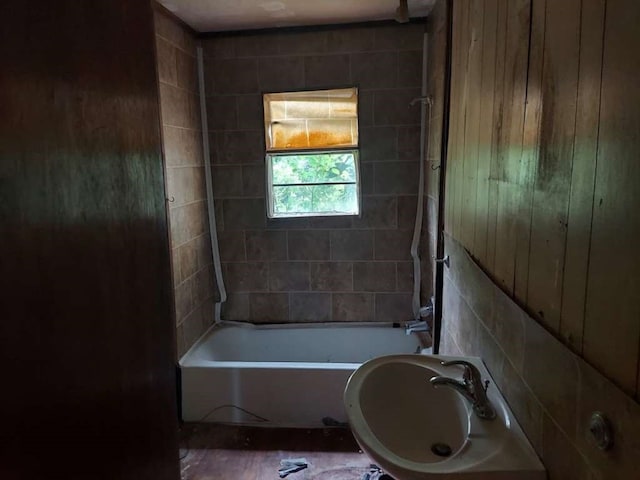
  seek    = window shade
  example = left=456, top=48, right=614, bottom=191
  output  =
left=263, top=88, right=358, bottom=151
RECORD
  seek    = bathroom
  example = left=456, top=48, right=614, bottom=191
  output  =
left=3, top=0, right=640, bottom=479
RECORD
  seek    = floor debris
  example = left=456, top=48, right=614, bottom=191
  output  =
left=278, top=457, right=309, bottom=478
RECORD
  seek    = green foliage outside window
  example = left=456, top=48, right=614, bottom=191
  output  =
left=269, top=152, right=359, bottom=216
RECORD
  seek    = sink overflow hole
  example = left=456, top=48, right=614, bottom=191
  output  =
left=431, top=442, right=452, bottom=457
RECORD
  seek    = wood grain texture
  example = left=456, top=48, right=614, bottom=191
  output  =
left=526, top=0, right=581, bottom=332
left=513, top=0, right=545, bottom=302
left=560, top=0, right=606, bottom=352
left=472, top=0, right=498, bottom=267
left=180, top=424, right=372, bottom=480
left=491, top=0, right=530, bottom=293
left=0, top=1, right=179, bottom=478
left=444, top=0, right=640, bottom=399
left=583, top=0, right=640, bottom=396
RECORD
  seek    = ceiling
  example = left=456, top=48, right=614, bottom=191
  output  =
left=158, top=0, right=435, bottom=33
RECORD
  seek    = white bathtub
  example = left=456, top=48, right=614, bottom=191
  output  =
left=179, top=322, right=427, bottom=427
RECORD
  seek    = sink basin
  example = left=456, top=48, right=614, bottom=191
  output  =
left=344, top=354, right=545, bottom=480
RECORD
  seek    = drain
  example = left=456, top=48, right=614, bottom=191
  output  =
left=430, top=442, right=452, bottom=457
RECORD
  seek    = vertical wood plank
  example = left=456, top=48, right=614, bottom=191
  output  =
left=513, top=0, right=545, bottom=302
left=492, top=0, right=531, bottom=293
left=460, top=0, right=484, bottom=253
left=560, top=0, right=606, bottom=352
left=473, top=0, right=498, bottom=267
left=444, top=0, right=464, bottom=234
left=584, top=0, right=640, bottom=396
left=485, top=0, right=509, bottom=273
left=451, top=0, right=471, bottom=240
left=526, top=0, right=582, bottom=330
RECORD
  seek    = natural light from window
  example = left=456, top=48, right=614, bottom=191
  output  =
left=263, top=88, right=360, bottom=218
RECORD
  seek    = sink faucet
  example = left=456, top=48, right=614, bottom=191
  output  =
left=430, top=360, right=496, bottom=420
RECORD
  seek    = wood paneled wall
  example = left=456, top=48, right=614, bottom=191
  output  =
left=0, top=1, right=180, bottom=478
left=445, top=0, right=640, bottom=400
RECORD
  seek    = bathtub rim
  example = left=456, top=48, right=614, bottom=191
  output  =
left=178, top=320, right=405, bottom=367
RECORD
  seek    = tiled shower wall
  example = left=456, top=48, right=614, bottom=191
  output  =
left=201, top=22, right=429, bottom=323
left=154, top=9, right=216, bottom=357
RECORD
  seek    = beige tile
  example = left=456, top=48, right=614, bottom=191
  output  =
left=249, top=293, right=289, bottom=322
left=178, top=239, right=198, bottom=282
left=218, top=230, right=246, bottom=262
left=156, top=36, right=177, bottom=86
left=396, top=262, right=414, bottom=293
left=499, top=359, right=544, bottom=456
left=160, top=83, right=190, bottom=128
left=212, top=165, right=243, bottom=198
left=375, top=293, right=412, bottom=322
left=277, top=30, right=328, bottom=55
left=166, top=166, right=206, bottom=206
left=310, top=262, right=353, bottom=291
left=245, top=230, right=287, bottom=261
left=575, top=359, right=640, bottom=479
left=176, top=48, right=198, bottom=92
left=176, top=324, right=187, bottom=359
left=212, top=130, right=264, bottom=165
left=307, top=216, right=352, bottom=229
left=211, top=58, right=259, bottom=94
left=397, top=50, right=423, bottom=87
left=258, top=56, right=304, bottom=92
left=353, top=262, right=396, bottom=292
left=332, top=293, right=374, bottom=322
left=223, top=293, right=250, bottom=321
left=359, top=126, right=398, bottom=163
left=289, top=293, right=331, bottom=322
left=374, top=88, right=422, bottom=126
left=222, top=199, right=266, bottom=230
left=175, top=278, right=193, bottom=324
left=163, top=126, right=203, bottom=167
left=201, top=36, right=235, bottom=59
left=374, top=161, right=420, bottom=194
left=397, top=195, right=419, bottom=229
left=523, top=317, right=580, bottom=437
left=374, top=229, right=413, bottom=261
left=330, top=230, right=373, bottom=261
left=288, top=230, right=330, bottom=261
left=352, top=196, right=397, bottom=229
left=206, top=96, right=237, bottom=130
left=360, top=163, right=374, bottom=195
left=397, top=125, right=421, bottom=161
left=224, top=262, right=268, bottom=292
left=304, top=54, right=351, bottom=89
left=269, top=262, right=309, bottom=291
left=236, top=95, right=264, bottom=130
left=241, top=164, right=265, bottom=197
left=542, top=414, right=592, bottom=480
left=326, top=27, right=375, bottom=53
left=351, top=51, right=398, bottom=89
left=373, top=23, right=425, bottom=51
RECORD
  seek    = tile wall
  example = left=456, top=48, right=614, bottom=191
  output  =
left=442, top=234, right=640, bottom=480
left=154, top=10, right=217, bottom=357
left=201, top=22, right=432, bottom=323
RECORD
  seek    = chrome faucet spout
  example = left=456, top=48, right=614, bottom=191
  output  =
left=429, top=360, right=496, bottom=420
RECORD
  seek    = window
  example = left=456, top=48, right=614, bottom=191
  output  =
left=263, top=88, right=360, bottom=218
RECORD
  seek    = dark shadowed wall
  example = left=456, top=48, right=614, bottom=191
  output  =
left=200, top=22, right=430, bottom=324
left=154, top=8, right=217, bottom=358
left=0, top=1, right=179, bottom=479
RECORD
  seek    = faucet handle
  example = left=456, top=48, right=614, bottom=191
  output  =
left=440, top=360, right=482, bottom=383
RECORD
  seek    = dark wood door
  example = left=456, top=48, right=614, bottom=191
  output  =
left=0, top=1, right=180, bottom=478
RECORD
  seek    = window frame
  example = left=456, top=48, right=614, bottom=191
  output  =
left=265, top=148, right=361, bottom=219
left=262, top=87, right=361, bottom=219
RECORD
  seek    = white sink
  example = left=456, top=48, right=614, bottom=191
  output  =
left=344, top=354, right=545, bottom=480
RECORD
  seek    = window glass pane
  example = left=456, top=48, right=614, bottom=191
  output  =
left=273, top=184, right=358, bottom=216
left=271, top=152, right=357, bottom=185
